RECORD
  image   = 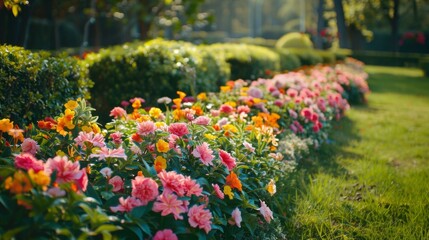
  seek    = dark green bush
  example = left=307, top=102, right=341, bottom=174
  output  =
left=274, top=49, right=302, bottom=71
left=86, top=39, right=230, bottom=122
left=209, top=43, right=280, bottom=80
left=285, top=48, right=324, bottom=66
left=0, top=45, right=92, bottom=125
left=351, top=51, right=423, bottom=67
left=314, top=50, right=337, bottom=64
left=420, top=57, right=429, bottom=76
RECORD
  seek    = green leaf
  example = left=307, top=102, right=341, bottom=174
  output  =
left=95, top=224, right=122, bottom=233
left=84, top=183, right=103, bottom=205
left=124, top=225, right=144, bottom=240
left=2, top=226, right=27, bottom=239
left=135, top=219, right=152, bottom=236
left=130, top=203, right=152, bottom=218
left=164, top=0, right=173, bottom=5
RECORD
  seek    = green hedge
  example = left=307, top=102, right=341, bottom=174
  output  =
left=274, top=49, right=302, bottom=71
left=85, top=39, right=230, bottom=121
left=0, top=45, right=92, bottom=125
left=420, top=57, right=429, bottom=76
left=209, top=43, right=280, bottom=79
left=351, top=51, right=423, bottom=67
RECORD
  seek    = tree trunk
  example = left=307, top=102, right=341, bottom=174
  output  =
left=315, top=0, right=324, bottom=49
left=333, top=0, right=350, bottom=48
left=391, top=0, right=400, bottom=52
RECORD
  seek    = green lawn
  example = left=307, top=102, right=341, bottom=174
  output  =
left=284, top=66, right=429, bottom=239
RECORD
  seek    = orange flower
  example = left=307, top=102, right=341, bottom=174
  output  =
left=212, top=125, right=220, bottom=131
left=154, top=156, right=167, bottom=173
left=131, top=133, right=143, bottom=143
left=177, top=91, right=186, bottom=100
left=0, top=118, right=13, bottom=132
left=226, top=171, right=242, bottom=192
left=8, top=128, right=24, bottom=142
left=252, top=116, right=263, bottom=128
left=173, top=98, right=182, bottom=109
left=245, top=125, right=254, bottom=131
left=197, top=92, right=207, bottom=101
left=4, top=171, right=32, bottom=194
left=156, top=139, right=170, bottom=153
left=132, top=99, right=141, bottom=109
left=191, top=105, right=204, bottom=116
left=173, top=109, right=185, bottom=120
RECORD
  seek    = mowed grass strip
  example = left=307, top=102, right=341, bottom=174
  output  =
left=284, top=66, right=429, bottom=239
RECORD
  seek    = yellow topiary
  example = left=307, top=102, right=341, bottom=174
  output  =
left=275, top=32, right=314, bottom=49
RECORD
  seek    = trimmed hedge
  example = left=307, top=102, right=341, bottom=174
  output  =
left=275, top=32, right=314, bottom=49
left=85, top=39, right=230, bottom=121
left=0, top=45, right=92, bottom=125
left=209, top=43, right=280, bottom=80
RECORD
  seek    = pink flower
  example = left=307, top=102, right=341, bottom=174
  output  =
left=109, top=176, right=124, bottom=192
left=168, top=123, right=189, bottom=137
left=109, top=107, right=127, bottom=119
left=228, top=208, right=242, bottom=228
left=90, top=147, right=127, bottom=160
left=152, top=192, right=187, bottom=220
left=183, top=177, right=203, bottom=197
left=258, top=200, right=273, bottom=223
left=137, top=121, right=156, bottom=136
left=188, top=205, right=213, bottom=233
left=219, top=104, right=234, bottom=115
left=14, top=153, right=44, bottom=172
left=243, top=141, right=255, bottom=153
left=153, top=229, right=178, bottom=240
left=286, top=88, right=298, bottom=98
left=247, top=87, right=263, bottom=98
left=131, top=176, right=159, bottom=205
left=300, top=108, right=313, bottom=120
left=192, top=116, right=211, bottom=126
left=219, top=150, right=236, bottom=171
left=74, top=131, right=106, bottom=150
left=21, top=138, right=40, bottom=155
left=312, top=121, right=323, bottom=133
left=45, top=156, right=87, bottom=191
left=47, top=187, right=66, bottom=198
left=158, top=170, right=186, bottom=196
left=212, top=184, right=224, bottom=199
left=210, top=109, right=220, bottom=117
left=289, top=109, right=298, bottom=119
left=100, top=167, right=112, bottom=178
left=110, top=132, right=123, bottom=145
left=110, top=196, right=143, bottom=213
left=192, top=142, right=214, bottom=166
left=237, top=105, right=250, bottom=114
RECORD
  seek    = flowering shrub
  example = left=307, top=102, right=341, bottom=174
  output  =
left=0, top=60, right=368, bottom=239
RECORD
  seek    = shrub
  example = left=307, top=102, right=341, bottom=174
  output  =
left=85, top=39, right=230, bottom=122
left=274, top=49, right=302, bottom=71
left=209, top=43, right=280, bottom=80
left=285, top=48, right=323, bottom=66
left=420, top=57, right=429, bottom=76
left=0, top=45, right=92, bottom=125
left=314, top=50, right=337, bottom=64
left=275, top=32, right=314, bottom=49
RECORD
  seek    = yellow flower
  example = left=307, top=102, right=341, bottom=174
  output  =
left=224, top=101, right=237, bottom=108
left=154, top=156, right=167, bottom=173
left=28, top=169, right=50, bottom=190
left=223, top=185, right=234, bottom=200
left=266, top=179, right=276, bottom=196
left=4, top=171, right=32, bottom=194
left=149, top=107, right=163, bottom=119
left=222, top=124, right=238, bottom=136
left=64, top=100, right=78, bottom=110
left=220, top=86, right=231, bottom=93
left=204, top=133, right=217, bottom=140
left=240, top=87, right=249, bottom=96
left=0, top=118, right=14, bottom=132
left=91, top=123, right=101, bottom=133
left=132, top=99, right=141, bottom=109
left=56, top=150, right=66, bottom=157
left=173, top=109, right=185, bottom=121
left=177, top=91, right=186, bottom=100
left=81, top=125, right=93, bottom=133
left=197, top=92, right=207, bottom=101
left=156, top=139, right=170, bottom=153
left=137, top=115, right=151, bottom=122
left=253, top=98, right=263, bottom=104
left=155, top=122, right=167, bottom=129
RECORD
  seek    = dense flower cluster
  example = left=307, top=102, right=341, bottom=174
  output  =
left=0, top=60, right=368, bottom=239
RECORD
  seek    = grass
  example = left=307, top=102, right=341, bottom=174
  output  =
left=283, top=66, right=429, bottom=239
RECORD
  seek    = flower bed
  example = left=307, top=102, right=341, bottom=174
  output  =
left=0, top=60, right=368, bottom=239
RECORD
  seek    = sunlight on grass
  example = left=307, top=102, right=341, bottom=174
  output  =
left=286, top=66, right=429, bottom=239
